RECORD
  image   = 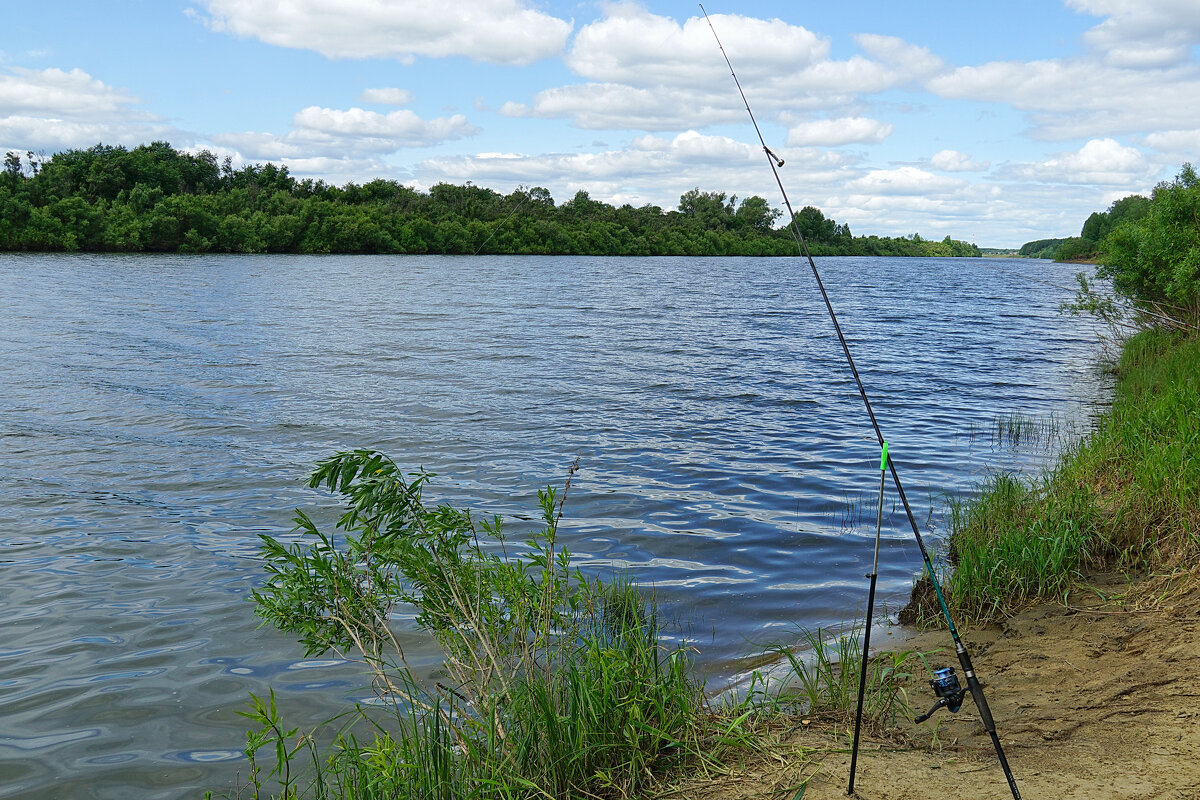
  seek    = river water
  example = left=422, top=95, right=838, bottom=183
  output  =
left=0, top=253, right=1106, bottom=798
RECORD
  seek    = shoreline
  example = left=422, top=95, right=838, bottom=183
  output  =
left=681, top=325, right=1199, bottom=799
left=677, top=568, right=1200, bottom=800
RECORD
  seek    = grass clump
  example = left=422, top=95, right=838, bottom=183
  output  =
left=756, top=626, right=920, bottom=733
left=933, top=327, right=1200, bottom=625
left=237, top=450, right=713, bottom=800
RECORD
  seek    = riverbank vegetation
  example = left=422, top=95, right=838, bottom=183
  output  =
left=227, top=452, right=919, bottom=799
left=1, top=143, right=979, bottom=257
left=931, top=164, right=1199, bottom=625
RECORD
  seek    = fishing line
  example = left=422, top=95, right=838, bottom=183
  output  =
left=472, top=185, right=531, bottom=256
left=699, top=6, right=1022, bottom=798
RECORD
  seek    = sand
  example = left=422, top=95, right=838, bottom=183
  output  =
left=676, top=571, right=1200, bottom=800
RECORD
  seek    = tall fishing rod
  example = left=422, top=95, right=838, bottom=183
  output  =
left=699, top=7, right=1022, bottom=799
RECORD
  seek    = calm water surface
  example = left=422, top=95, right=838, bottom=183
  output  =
left=0, top=254, right=1107, bottom=798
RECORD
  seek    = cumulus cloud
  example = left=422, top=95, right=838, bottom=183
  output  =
left=928, top=56, right=1200, bottom=139
left=1142, top=128, right=1200, bottom=156
left=1003, top=138, right=1156, bottom=186
left=846, top=166, right=967, bottom=196
left=1067, top=0, right=1200, bottom=68
left=928, top=149, right=990, bottom=172
left=566, top=6, right=829, bottom=87
left=499, top=83, right=746, bottom=131
left=852, top=34, right=943, bottom=78
left=195, top=0, right=572, bottom=65
left=417, top=130, right=856, bottom=210
left=0, top=66, right=144, bottom=119
left=786, top=117, right=893, bottom=146
left=214, top=105, right=478, bottom=162
left=508, top=7, right=942, bottom=131
left=0, top=66, right=175, bottom=152
left=357, top=88, right=414, bottom=106
left=925, top=0, right=1200, bottom=142
left=292, top=106, right=477, bottom=149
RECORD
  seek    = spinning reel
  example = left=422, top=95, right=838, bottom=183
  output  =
left=914, top=667, right=968, bottom=723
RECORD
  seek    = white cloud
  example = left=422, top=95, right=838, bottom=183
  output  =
left=786, top=117, right=892, bottom=146
left=0, top=116, right=177, bottom=155
left=500, top=82, right=746, bottom=131
left=357, top=88, right=414, bottom=106
left=214, top=105, right=478, bottom=161
left=0, top=67, right=174, bottom=153
left=507, top=8, right=942, bottom=131
left=566, top=7, right=829, bottom=88
left=1142, top=128, right=1200, bottom=156
left=0, top=67, right=144, bottom=119
left=1067, top=0, right=1200, bottom=68
left=928, top=149, right=990, bottom=172
left=846, top=166, right=967, bottom=196
left=196, top=0, right=572, bottom=65
left=925, top=1, right=1200, bottom=142
left=292, top=106, right=477, bottom=148
left=852, top=34, right=943, bottom=78
left=927, top=57, right=1200, bottom=139
left=1004, top=138, right=1155, bottom=186
left=416, top=130, right=856, bottom=210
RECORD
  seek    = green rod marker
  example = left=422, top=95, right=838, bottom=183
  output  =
left=880, top=441, right=889, bottom=471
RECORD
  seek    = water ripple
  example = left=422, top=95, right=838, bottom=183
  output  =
left=0, top=253, right=1107, bottom=798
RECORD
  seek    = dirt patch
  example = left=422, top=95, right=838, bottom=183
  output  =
left=670, top=571, right=1200, bottom=800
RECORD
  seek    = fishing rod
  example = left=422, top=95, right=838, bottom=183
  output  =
left=699, top=7, right=1022, bottom=799
left=847, top=441, right=887, bottom=796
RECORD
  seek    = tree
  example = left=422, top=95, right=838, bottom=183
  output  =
left=3, top=151, right=22, bottom=183
left=1099, top=163, right=1200, bottom=316
left=733, top=195, right=779, bottom=232
left=678, top=188, right=735, bottom=229
left=794, top=205, right=837, bottom=243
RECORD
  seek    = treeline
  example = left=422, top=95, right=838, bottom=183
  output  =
left=1019, top=195, right=1152, bottom=262
left=0, top=142, right=980, bottom=257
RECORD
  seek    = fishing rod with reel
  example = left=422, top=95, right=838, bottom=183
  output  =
left=699, top=7, right=1022, bottom=798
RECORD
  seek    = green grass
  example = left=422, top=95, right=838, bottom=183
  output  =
left=936, top=328, right=1200, bottom=624
left=753, top=625, right=921, bottom=732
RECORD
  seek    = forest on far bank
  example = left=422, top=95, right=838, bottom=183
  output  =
left=0, top=142, right=980, bottom=258
left=1019, top=193, right=1153, bottom=261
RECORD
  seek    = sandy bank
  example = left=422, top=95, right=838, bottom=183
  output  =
left=675, top=570, right=1200, bottom=800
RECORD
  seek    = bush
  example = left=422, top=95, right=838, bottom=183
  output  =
left=246, top=450, right=708, bottom=799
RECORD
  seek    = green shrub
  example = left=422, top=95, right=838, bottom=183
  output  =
left=245, top=450, right=709, bottom=799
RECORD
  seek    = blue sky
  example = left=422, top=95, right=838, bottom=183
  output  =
left=2, top=1, right=1199, bottom=246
